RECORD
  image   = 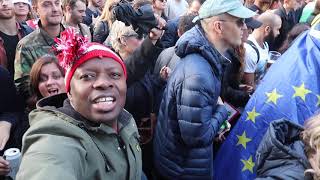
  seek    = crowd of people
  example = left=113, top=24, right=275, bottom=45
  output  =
left=0, top=0, right=320, bottom=179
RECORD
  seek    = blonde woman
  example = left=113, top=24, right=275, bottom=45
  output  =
left=92, top=0, right=119, bottom=43
left=256, top=114, right=320, bottom=180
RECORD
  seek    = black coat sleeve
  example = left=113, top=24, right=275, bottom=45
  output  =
left=125, top=37, right=163, bottom=87
left=0, top=67, right=23, bottom=128
left=93, top=21, right=109, bottom=44
left=125, top=71, right=166, bottom=123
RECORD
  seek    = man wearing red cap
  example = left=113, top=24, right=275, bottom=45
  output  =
left=16, top=29, right=142, bottom=180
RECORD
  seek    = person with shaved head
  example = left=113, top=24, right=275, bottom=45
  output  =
left=243, top=11, right=282, bottom=89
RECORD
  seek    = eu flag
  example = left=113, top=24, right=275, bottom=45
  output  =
left=214, top=25, right=320, bottom=180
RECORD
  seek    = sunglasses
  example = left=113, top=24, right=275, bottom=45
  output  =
left=219, top=18, right=245, bottom=28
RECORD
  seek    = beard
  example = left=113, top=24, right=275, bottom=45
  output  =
left=0, top=9, right=15, bottom=19
left=264, top=31, right=276, bottom=47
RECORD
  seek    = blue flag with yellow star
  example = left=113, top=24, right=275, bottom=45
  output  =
left=213, top=25, right=320, bottom=180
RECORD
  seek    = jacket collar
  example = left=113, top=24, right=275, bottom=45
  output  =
left=37, top=93, right=135, bottom=137
left=37, top=21, right=65, bottom=46
left=175, top=25, right=230, bottom=78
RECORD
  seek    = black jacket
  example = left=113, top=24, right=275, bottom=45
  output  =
left=160, top=17, right=179, bottom=48
left=93, top=20, right=109, bottom=44
left=0, top=66, right=27, bottom=155
left=124, top=37, right=163, bottom=86
left=272, top=5, right=303, bottom=51
left=256, top=119, right=313, bottom=180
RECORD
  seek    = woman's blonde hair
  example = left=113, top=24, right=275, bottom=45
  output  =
left=302, top=113, right=320, bottom=179
left=99, top=0, right=120, bottom=27
left=109, top=20, right=138, bottom=53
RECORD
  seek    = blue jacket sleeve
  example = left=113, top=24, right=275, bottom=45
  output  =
left=176, top=74, right=228, bottom=148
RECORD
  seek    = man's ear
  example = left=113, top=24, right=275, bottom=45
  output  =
left=265, top=25, right=271, bottom=35
left=67, top=91, right=72, bottom=101
left=213, top=20, right=223, bottom=34
left=66, top=5, right=71, bottom=13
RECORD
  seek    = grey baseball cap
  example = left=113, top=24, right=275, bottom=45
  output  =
left=193, top=0, right=256, bottom=22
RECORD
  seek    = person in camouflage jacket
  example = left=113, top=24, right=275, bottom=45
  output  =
left=14, top=0, right=64, bottom=102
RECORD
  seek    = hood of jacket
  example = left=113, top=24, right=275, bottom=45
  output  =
left=33, top=93, right=135, bottom=135
left=256, top=119, right=312, bottom=179
left=175, top=25, right=230, bottom=78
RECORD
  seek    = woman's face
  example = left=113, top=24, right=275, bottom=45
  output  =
left=123, top=36, right=143, bottom=55
left=38, top=63, right=66, bottom=98
left=153, top=0, right=166, bottom=11
left=14, top=2, right=29, bottom=17
left=68, top=58, right=127, bottom=125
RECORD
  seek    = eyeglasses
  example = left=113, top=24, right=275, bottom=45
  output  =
left=219, top=18, right=245, bottom=28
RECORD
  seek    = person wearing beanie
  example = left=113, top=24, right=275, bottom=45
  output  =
left=16, top=28, right=142, bottom=180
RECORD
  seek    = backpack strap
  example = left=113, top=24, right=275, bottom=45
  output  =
left=247, top=40, right=260, bottom=64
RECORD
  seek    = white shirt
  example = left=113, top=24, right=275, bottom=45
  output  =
left=244, top=35, right=269, bottom=81
left=164, top=0, right=189, bottom=20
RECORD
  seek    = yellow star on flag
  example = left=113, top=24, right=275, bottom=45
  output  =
left=236, top=131, right=251, bottom=149
left=293, top=83, right=311, bottom=101
left=241, top=156, right=255, bottom=173
left=246, top=107, right=260, bottom=123
left=266, top=89, right=283, bottom=105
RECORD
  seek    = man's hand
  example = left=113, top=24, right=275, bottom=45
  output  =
left=149, top=28, right=164, bottom=45
left=239, top=84, right=254, bottom=94
left=160, top=66, right=172, bottom=81
left=0, top=121, right=12, bottom=151
left=0, top=156, right=10, bottom=176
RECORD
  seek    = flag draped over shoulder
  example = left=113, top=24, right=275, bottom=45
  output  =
left=214, top=25, right=320, bottom=180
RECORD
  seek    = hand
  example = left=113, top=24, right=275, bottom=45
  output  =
left=156, top=15, right=167, bottom=30
left=0, top=156, right=10, bottom=176
left=160, top=66, right=172, bottom=81
left=239, top=84, right=254, bottom=94
left=149, top=28, right=164, bottom=44
left=0, top=121, right=12, bottom=151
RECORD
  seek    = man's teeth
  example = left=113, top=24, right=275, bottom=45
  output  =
left=95, top=97, right=114, bottom=103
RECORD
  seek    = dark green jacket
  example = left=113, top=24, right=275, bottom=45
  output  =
left=17, top=94, right=142, bottom=180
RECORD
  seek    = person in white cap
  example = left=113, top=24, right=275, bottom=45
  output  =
left=153, top=0, right=256, bottom=179
left=0, top=0, right=32, bottom=77
left=12, top=0, right=31, bottom=23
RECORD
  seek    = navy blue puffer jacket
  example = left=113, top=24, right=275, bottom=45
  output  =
left=153, top=25, right=228, bottom=179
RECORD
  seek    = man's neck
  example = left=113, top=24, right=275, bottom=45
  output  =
left=119, top=51, right=129, bottom=60
left=154, top=9, right=162, bottom=17
left=206, top=32, right=228, bottom=55
left=0, top=18, right=18, bottom=36
left=65, top=17, right=78, bottom=28
left=252, top=30, right=265, bottom=48
left=88, top=4, right=99, bottom=12
left=42, top=23, right=61, bottom=38
left=283, top=4, right=292, bottom=15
